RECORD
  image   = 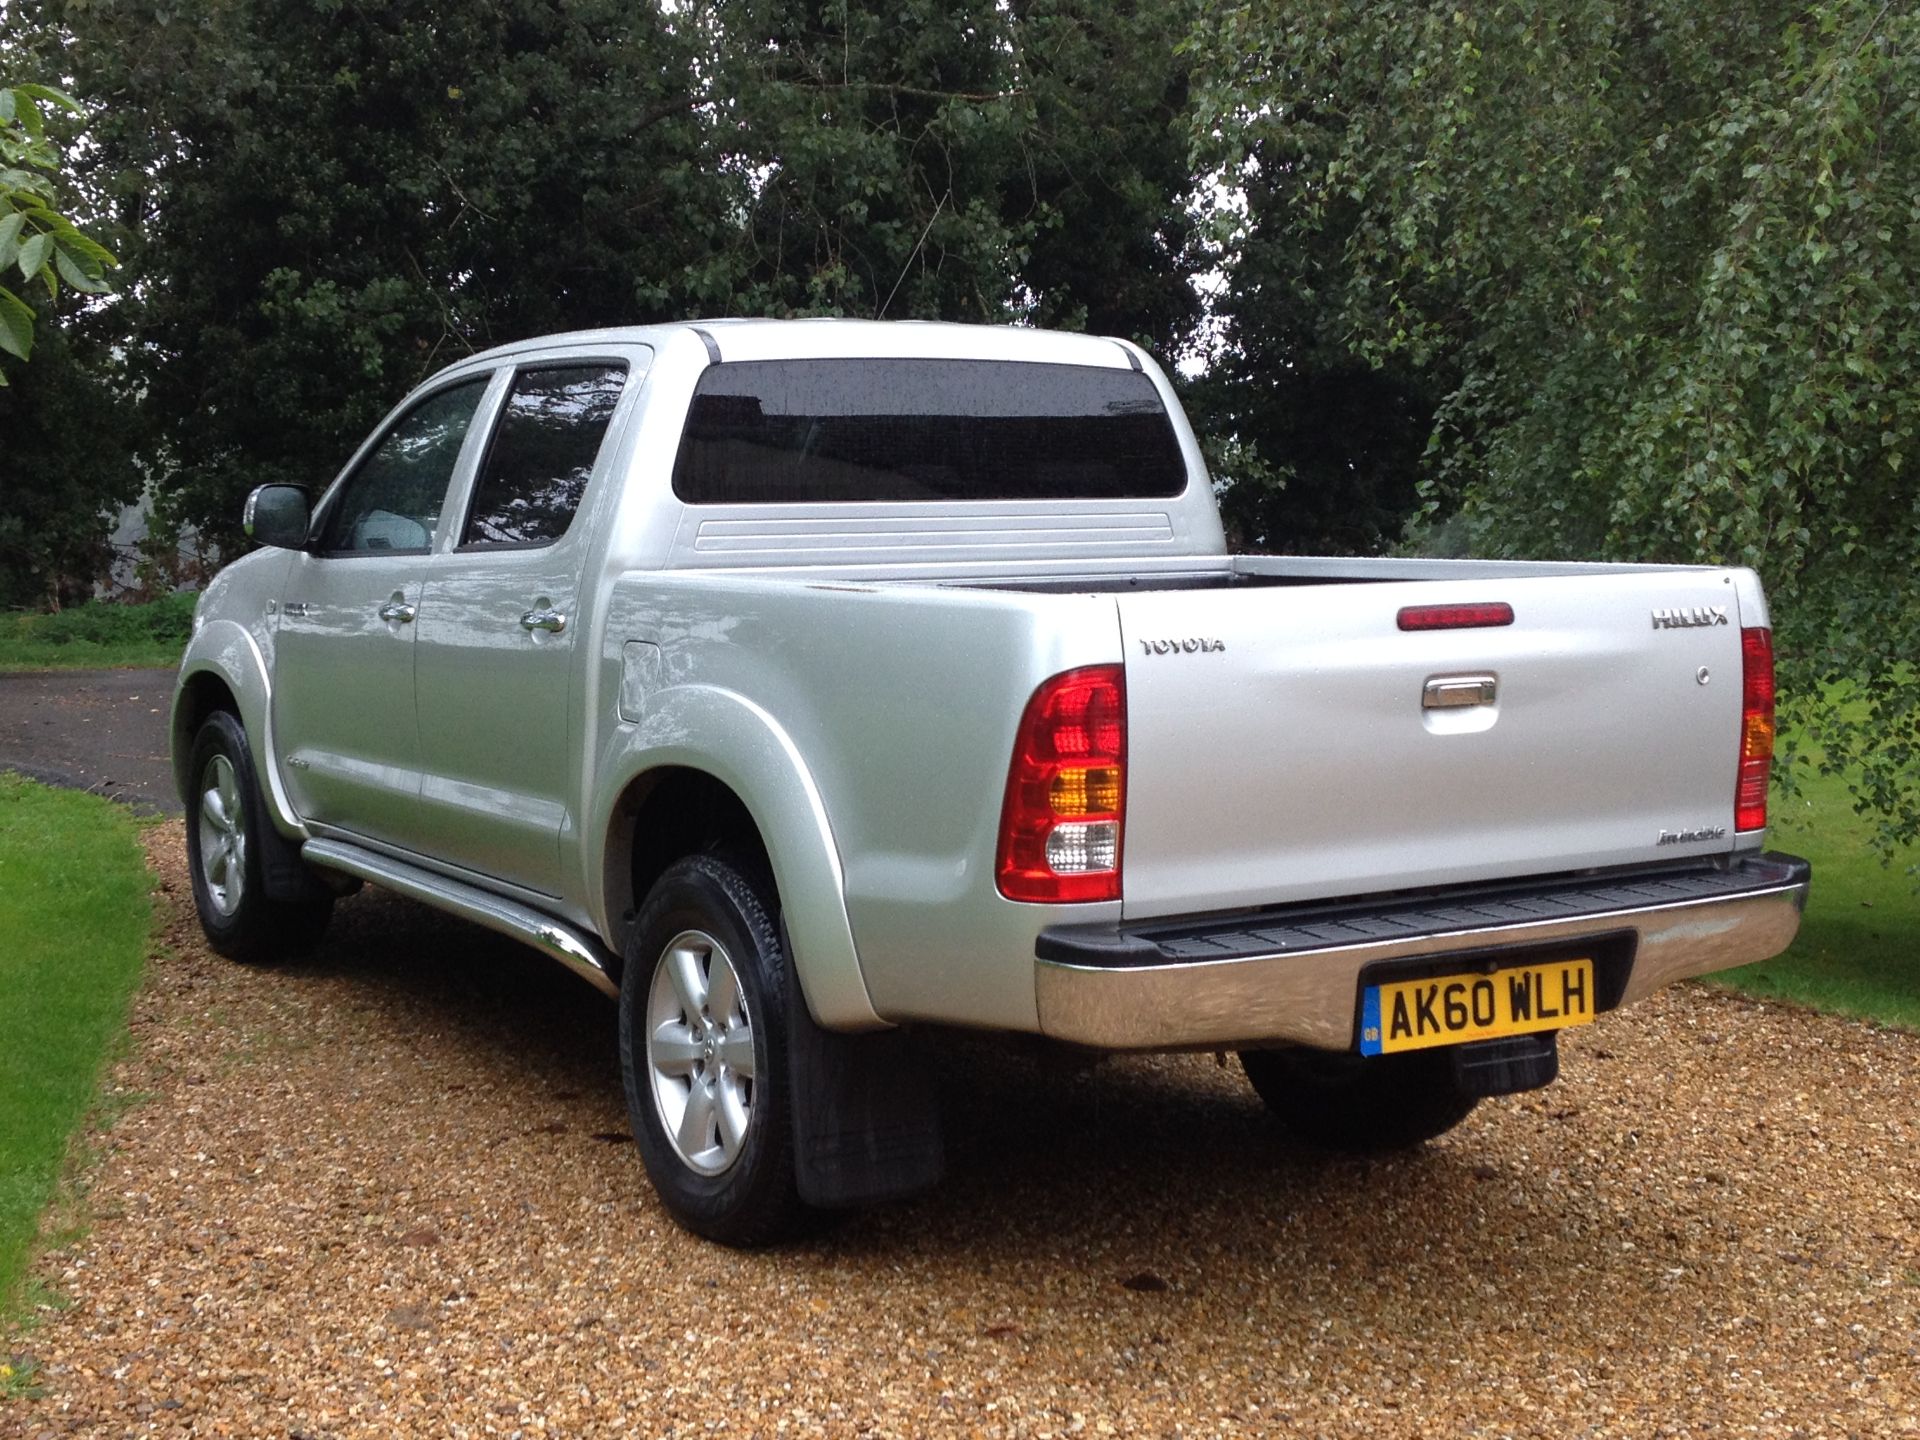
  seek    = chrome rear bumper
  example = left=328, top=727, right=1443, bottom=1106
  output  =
left=1033, top=854, right=1810, bottom=1052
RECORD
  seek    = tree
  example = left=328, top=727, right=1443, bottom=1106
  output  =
left=15, top=0, right=1211, bottom=569
left=1192, top=0, right=1920, bottom=849
left=29, top=0, right=741, bottom=552
left=0, top=82, right=115, bottom=381
left=0, top=319, right=144, bottom=607
left=708, top=0, right=1031, bottom=320
left=1185, top=156, right=1442, bottom=554
left=705, top=0, right=1205, bottom=339
left=0, top=78, right=129, bottom=607
left=1003, top=0, right=1204, bottom=356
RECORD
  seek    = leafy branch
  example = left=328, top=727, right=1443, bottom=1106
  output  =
left=0, top=83, right=117, bottom=383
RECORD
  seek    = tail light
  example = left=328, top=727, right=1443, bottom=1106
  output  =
left=1396, top=601, right=1515, bottom=631
left=1736, top=627, right=1774, bottom=832
left=997, top=665, right=1125, bottom=903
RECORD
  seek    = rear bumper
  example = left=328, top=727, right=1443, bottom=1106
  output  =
left=1033, top=853, right=1810, bottom=1052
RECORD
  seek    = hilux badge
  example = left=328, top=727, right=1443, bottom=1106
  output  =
left=1651, top=605, right=1729, bottom=630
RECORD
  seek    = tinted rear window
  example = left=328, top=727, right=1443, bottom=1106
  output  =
left=671, top=359, right=1187, bottom=504
left=461, top=364, right=628, bottom=548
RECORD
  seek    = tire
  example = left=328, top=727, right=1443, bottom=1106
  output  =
left=185, top=710, right=333, bottom=963
left=619, top=853, right=805, bottom=1246
left=1239, top=1045, right=1479, bottom=1153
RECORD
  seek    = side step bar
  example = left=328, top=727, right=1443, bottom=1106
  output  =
left=302, top=838, right=621, bottom=999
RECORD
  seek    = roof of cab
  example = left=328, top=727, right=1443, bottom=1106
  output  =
left=455, top=318, right=1142, bottom=372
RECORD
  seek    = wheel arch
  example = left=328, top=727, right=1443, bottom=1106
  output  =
left=172, top=667, right=240, bottom=798
left=172, top=619, right=306, bottom=839
left=605, top=766, right=771, bottom=932
left=594, top=686, right=882, bottom=1032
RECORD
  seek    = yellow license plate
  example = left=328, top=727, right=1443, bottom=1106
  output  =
left=1358, top=958, right=1595, bottom=1055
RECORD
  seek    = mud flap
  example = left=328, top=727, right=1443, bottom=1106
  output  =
left=787, top=981, right=945, bottom=1209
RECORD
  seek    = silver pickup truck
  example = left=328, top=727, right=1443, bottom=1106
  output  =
left=173, top=319, right=1809, bottom=1243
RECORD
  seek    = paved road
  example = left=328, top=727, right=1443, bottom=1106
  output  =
left=0, top=667, right=181, bottom=813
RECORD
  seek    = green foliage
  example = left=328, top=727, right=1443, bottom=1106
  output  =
left=0, top=75, right=130, bottom=604
left=1711, top=761, right=1920, bottom=1033
left=1007, top=0, right=1205, bottom=355
left=0, top=1354, right=46, bottom=1400
left=0, top=82, right=115, bottom=382
left=31, top=0, right=744, bottom=553
left=1192, top=0, right=1920, bottom=847
left=710, top=0, right=1202, bottom=343
left=0, top=317, right=145, bottom=609
left=0, top=775, right=150, bottom=1312
left=1185, top=49, right=1447, bottom=553
left=0, top=592, right=196, bottom=669
left=712, top=0, right=1033, bottom=319
left=9, top=0, right=1204, bottom=559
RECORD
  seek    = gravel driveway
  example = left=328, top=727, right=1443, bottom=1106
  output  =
left=5, top=829, right=1917, bottom=1438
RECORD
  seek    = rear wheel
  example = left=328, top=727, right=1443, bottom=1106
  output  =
left=620, top=853, right=804, bottom=1246
left=185, top=710, right=333, bottom=963
left=1239, top=1045, right=1478, bottom=1152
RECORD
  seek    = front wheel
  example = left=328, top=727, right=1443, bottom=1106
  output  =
left=185, top=710, right=332, bottom=963
left=1239, top=1045, right=1479, bottom=1153
left=619, top=854, right=804, bottom=1246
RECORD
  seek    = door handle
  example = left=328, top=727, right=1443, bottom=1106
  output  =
left=378, top=599, right=417, bottom=625
left=520, top=607, right=567, bottom=635
left=1423, top=674, right=1497, bottom=709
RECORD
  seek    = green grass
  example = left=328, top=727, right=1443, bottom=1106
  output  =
left=1709, top=766, right=1920, bottom=1031
left=0, top=776, right=151, bottom=1314
left=0, top=1355, right=43, bottom=1400
left=0, top=594, right=197, bottom=672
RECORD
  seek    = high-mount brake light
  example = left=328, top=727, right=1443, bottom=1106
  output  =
left=1736, top=627, right=1775, bottom=832
left=1396, top=602, right=1516, bottom=632
left=996, top=666, right=1126, bottom=903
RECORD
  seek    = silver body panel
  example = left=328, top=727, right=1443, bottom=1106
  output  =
left=174, top=319, right=1801, bottom=1047
left=1117, top=567, right=1758, bottom=920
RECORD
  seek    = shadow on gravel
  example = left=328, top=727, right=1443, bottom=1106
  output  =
left=285, top=887, right=625, bottom=1093
left=283, top=885, right=1606, bottom=1301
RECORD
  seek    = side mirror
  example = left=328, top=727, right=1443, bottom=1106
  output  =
left=243, top=484, right=311, bottom=550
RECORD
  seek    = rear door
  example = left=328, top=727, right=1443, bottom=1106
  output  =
left=1117, top=569, right=1750, bottom=920
left=410, top=357, right=638, bottom=895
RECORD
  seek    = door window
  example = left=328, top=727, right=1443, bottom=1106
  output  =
left=460, top=364, right=629, bottom=548
left=315, top=379, right=489, bottom=555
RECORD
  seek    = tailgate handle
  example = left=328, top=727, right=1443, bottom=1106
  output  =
left=1423, top=674, right=1497, bottom=709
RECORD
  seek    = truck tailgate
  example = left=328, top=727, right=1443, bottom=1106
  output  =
left=1117, top=569, right=1753, bottom=919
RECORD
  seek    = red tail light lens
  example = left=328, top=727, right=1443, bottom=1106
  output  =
left=1736, top=627, right=1774, bottom=832
left=997, top=666, right=1126, bottom=903
left=1396, top=602, right=1515, bottom=631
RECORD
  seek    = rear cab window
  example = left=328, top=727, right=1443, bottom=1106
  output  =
left=460, top=364, right=630, bottom=548
left=671, top=358, right=1187, bottom=505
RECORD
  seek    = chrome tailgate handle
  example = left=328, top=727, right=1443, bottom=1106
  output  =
left=1423, top=674, right=1497, bottom=709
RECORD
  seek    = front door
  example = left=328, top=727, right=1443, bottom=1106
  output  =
left=273, top=376, right=492, bottom=846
